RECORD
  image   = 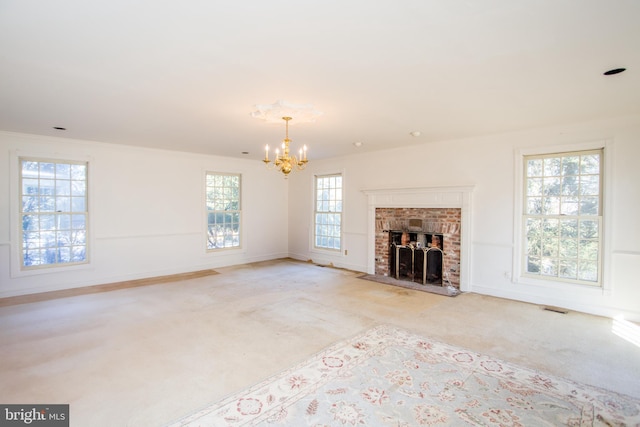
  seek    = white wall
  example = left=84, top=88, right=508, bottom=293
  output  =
left=0, top=131, right=289, bottom=297
left=3, top=114, right=639, bottom=321
left=287, top=114, right=640, bottom=321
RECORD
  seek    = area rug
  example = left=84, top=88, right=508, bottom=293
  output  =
left=357, top=274, right=460, bottom=297
left=168, top=325, right=640, bottom=426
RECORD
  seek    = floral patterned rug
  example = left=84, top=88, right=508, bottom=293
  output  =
left=169, top=325, right=640, bottom=426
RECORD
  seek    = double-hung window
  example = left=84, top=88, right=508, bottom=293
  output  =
left=523, top=149, right=603, bottom=285
left=314, top=174, right=342, bottom=250
left=19, top=158, right=88, bottom=269
left=206, top=172, right=241, bottom=250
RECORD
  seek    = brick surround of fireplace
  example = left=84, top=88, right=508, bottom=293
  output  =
left=363, top=186, right=473, bottom=292
left=375, top=208, right=462, bottom=288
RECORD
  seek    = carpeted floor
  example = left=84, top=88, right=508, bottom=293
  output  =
left=3, top=260, right=639, bottom=426
left=358, top=274, right=459, bottom=297
left=168, top=325, right=640, bottom=426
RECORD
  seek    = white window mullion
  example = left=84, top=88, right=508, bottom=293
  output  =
left=205, top=172, right=241, bottom=250
left=18, top=157, right=89, bottom=270
left=522, top=149, right=603, bottom=286
left=314, top=174, right=342, bottom=251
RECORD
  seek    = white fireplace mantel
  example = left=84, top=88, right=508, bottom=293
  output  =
left=362, top=185, right=474, bottom=292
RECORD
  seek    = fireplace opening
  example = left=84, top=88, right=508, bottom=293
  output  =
left=368, top=190, right=469, bottom=292
left=389, top=231, right=444, bottom=285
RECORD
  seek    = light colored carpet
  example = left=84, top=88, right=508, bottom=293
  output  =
left=168, top=325, right=640, bottom=426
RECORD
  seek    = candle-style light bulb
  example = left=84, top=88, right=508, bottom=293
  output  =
left=264, top=144, right=269, bottom=161
left=303, top=145, right=307, bottom=161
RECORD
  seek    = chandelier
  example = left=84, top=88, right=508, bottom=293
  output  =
left=263, top=116, right=308, bottom=177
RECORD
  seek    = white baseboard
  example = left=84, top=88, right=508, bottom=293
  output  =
left=471, top=284, right=640, bottom=322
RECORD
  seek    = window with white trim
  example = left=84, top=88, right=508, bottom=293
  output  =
left=206, top=172, right=241, bottom=250
left=523, top=149, right=603, bottom=285
left=19, top=158, right=88, bottom=269
left=314, top=174, right=342, bottom=250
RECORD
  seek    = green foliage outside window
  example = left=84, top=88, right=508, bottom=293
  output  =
left=206, top=173, right=241, bottom=249
left=524, top=151, right=602, bottom=284
left=315, top=174, right=342, bottom=250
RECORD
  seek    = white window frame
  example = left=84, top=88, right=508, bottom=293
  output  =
left=513, top=141, right=612, bottom=293
left=313, top=173, right=343, bottom=252
left=205, top=172, right=242, bottom=251
left=10, top=150, right=93, bottom=277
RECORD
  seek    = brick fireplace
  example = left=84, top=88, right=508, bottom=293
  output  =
left=363, top=186, right=473, bottom=292
left=375, top=208, right=461, bottom=288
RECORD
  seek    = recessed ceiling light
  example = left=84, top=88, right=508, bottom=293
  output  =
left=410, top=131, right=421, bottom=137
left=353, top=141, right=363, bottom=147
left=604, top=68, right=626, bottom=76
left=241, top=151, right=249, bottom=155
left=53, top=127, right=66, bottom=130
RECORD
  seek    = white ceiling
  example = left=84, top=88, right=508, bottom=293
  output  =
left=1, top=1, right=639, bottom=160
